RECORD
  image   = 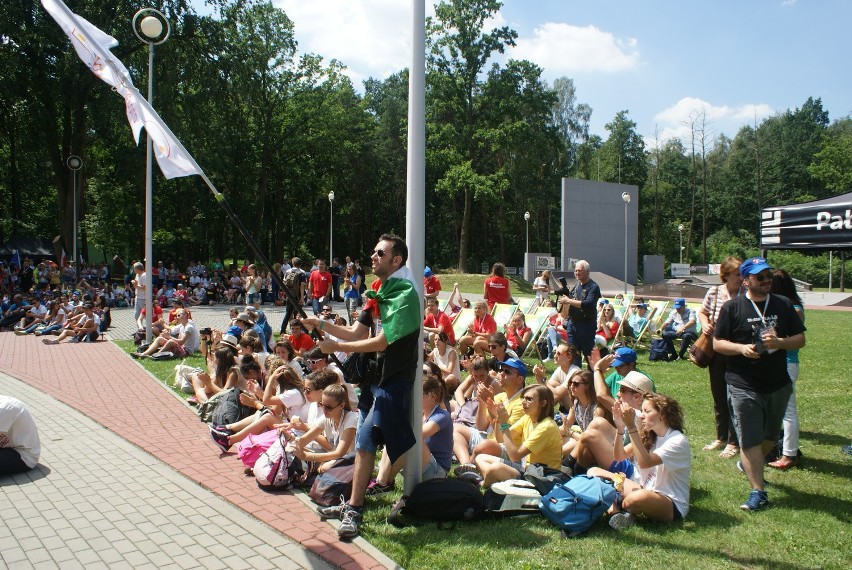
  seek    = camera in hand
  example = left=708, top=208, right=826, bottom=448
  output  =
left=200, top=327, right=212, bottom=336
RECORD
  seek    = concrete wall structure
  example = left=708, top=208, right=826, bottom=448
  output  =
left=561, top=179, right=638, bottom=285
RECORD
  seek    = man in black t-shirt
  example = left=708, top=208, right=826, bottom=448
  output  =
left=714, top=257, right=805, bottom=512
left=562, top=260, right=601, bottom=366
left=314, top=234, right=420, bottom=541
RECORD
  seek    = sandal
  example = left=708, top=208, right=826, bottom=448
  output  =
left=703, top=440, right=724, bottom=451
left=719, top=445, right=739, bottom=459
left=768, top=456, right=797, bottom=470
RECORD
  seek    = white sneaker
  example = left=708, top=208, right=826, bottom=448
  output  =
left=609, top=512, right=637, bottom=530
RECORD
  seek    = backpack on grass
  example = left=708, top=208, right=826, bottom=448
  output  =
left=539, top=475, right=617, bottom=537
left=387, top=478, right=484, bottom=528
left=649, top=338, right=669, bottom=362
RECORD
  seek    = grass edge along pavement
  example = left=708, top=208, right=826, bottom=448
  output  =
left=123, top=309, right=852, bottom=570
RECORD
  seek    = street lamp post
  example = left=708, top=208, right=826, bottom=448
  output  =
left=328, top=191, right=335, bottom=265
left=524, top=211, right=531, bottom=281
left=66, top=155, right=83, bottom=268
left=622, top=192, right=630, bottom=295
left=133, top=8, right=170, bottom=343
left=678, top=224, right=684, bottom=264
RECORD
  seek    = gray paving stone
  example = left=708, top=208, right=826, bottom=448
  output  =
left=197, top=554, right=229, bottom=570
left=27, top=548, right=53, bottom=564
left=0, top=372, right=335, bottom=570
left=48, top=546, right=76, bottom=564
left=2, top=547, right=28, bottom=564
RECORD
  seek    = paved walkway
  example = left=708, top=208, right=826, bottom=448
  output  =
left=0, top=373, right=328, bottom=570
left=0, top=321, right=395, bottom=570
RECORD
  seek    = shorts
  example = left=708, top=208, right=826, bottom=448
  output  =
left=728, top=383, right=792, bottom=449
left=356, top=384, right=380, bottom=454
left=0, top=448, right=31, bottom=475
left=467, top=429, right=487, bottom=454
left=422, top=456, right=448, bottom=481
left=672, top=500, right=683, bottom=521
left=498, top=456, right=525, bottom=474
left=172, top=344, right=189, bottom=357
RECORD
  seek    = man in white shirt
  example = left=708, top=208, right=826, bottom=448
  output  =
left=0, top=395, right=41, bottom=475
left=132, top=309, right=200, bottom=358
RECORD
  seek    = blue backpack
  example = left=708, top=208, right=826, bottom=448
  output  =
left=539, top=475, right=617, bottom=537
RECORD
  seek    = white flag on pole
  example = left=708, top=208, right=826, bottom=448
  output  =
left=41, top=0, right=202, bottom=179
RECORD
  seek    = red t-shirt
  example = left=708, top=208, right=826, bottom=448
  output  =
left=424, top=311, right=455, bottom=345
left=505, top=325, right=531, bottom=351
left=484, top=276, right=511, bottom=308
left=309, top=270, right=332, bottom=299
left=139, top=304, right=163, bottom=320
left=289, top=333, right=316, bottom=353
left=473, top=314, right=497, bottom=335
left=424, top=275, right=442, bottom=296
left=167, top=307, right=192, bottom=325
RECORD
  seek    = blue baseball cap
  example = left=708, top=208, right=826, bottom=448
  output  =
left=673, top=298, right=686, bottom=309
left=424, top=266, right=434, bottom=277
left=740, top=257, right=772, bottom=278
left=499, top=357, right=528, bottom=377
left=611, top=347, right=637, bottom=367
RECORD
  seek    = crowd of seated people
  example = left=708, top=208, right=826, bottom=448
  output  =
left=7, top=254, right=693, bottom=534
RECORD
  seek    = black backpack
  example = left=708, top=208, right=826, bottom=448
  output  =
left=649, top=338, right=669, bottom=361
left=388, top=478, right=484, bottom=528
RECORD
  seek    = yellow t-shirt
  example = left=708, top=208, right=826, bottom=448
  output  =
left=489, top=389, right=525, bottom=445
left=510, top=415, right=562, bottom=469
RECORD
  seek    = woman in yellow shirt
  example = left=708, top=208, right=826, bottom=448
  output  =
left=476, top=384, right=562, bottom=487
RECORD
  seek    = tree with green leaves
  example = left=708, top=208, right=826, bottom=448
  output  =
left=426, top=0, right=517, bottom=271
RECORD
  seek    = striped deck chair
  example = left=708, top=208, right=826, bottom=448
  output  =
left=623, top=306, right=658, bottom=349
left=523, top=308, right=556, bottom=358
left=491, top=303, right=518, bottom=329
left=641, top=300, right=670, bottom=341
left=451, top=308, right=476, bottom=342
left=516, top=297, right=537, bottom=314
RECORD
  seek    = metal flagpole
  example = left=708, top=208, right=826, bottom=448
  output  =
left=403, top=0, right=426, bottom=495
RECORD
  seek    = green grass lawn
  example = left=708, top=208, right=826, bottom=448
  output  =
left=118, top=309, right=851, bottom=570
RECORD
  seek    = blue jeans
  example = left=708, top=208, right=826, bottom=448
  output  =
left=566, top=319, right=595, bottom=363
left=662, top=327, right=697, bottom=359
left=545, top=327, right=561, bottom=359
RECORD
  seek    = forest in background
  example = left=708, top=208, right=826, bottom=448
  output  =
left=1, top=0, right=850, bottom=285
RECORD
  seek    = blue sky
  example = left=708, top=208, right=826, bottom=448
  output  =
left=270, top=0, right=851, bottom=147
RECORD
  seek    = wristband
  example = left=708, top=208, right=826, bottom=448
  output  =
left=319, top=320, right=325, bottom=331
left=500, top=423, right=510, bottom=431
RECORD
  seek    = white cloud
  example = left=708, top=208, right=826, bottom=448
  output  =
left=650, top=97, right=774, bottom=146
left=509, top=22, right=641, bottom=74
left=274, top=0, right=436, bottom=86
